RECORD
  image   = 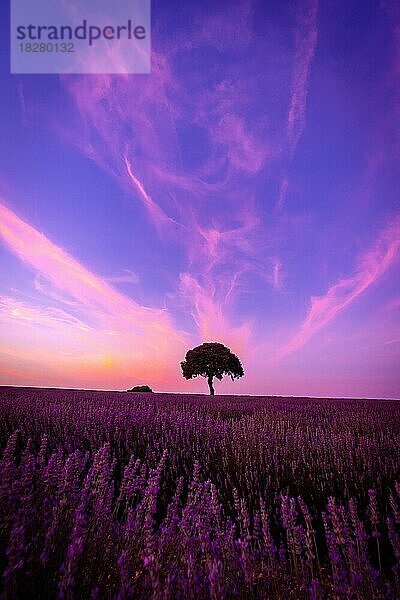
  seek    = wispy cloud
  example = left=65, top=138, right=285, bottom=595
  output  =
left=0, top=296, right=90, bottom=331
left=287, top=0, right=319, bottom=158
left=272, top=260, right=283, bottom=291
left=0, top=201, right=187, bottom=385
left=277, top=0, right=318, bottom=211
left=277, top=216, right=400, bottom=358
left=106, top=269, right=139, bottom=286
left=179, top=273, right=252, bottom=356
left=55, top=6, right=285, bottom=333
left=123, top=155, right=177, bottom=230
left=0, top=202, right=159, bottom=328
left=277, top=176, right=289, bottom=212
left=206, top=113, right=268, bottom=175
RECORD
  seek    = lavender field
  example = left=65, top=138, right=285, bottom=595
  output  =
left=0, top=387, right=399, bottom=599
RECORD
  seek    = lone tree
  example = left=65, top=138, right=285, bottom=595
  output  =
left=180, top=342, right=244, bottom=395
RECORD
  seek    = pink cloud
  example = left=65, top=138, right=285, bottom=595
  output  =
left=56, top=54, right=270, bottom=357
left=0, top=296, right=91, bottom=332
left=277, top=176, right=289, bottom=211
left=51, top=9, right=299, bottom=343
left=0, top=201, right=188, bottom=386
left=274, top=1, right=318, bottom=211
left=178, top=273, right=252, bottom=357
left=277, top=215, right=400, bottom=358
left=272, top=260, right=283, bottom=291
left=191, top=209, right=260, bottom=270
left=208, top=113, right=268, bottom=174
left=385, top=337, right=400, bottom=346
left=106, top=269, right=139, bottom=286
left=59, top=52, right=180, bottom=227
left=123, top=155, right=177, bottom=230
left=55, top=18, right=276, bottom=323
left=0, top=202, right=158, bottom=324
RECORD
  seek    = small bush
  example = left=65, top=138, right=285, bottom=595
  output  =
left=128, top=385, right=153, bottom=392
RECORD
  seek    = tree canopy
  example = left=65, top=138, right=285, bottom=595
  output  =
left=180, top=342, right=244, bottom=395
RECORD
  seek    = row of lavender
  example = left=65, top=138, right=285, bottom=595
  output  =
left=0, top=387, right=399, bottom=598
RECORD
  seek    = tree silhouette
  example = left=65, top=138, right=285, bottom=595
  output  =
left=128, top=385, right=153, bottom=392
left=180, top=342, right=244, bottom=395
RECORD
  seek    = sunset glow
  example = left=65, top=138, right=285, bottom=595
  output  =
left=1, top=0, right=399, bottom=397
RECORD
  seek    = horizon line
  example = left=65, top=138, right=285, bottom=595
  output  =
left=1, top=384, right=399, bottom=402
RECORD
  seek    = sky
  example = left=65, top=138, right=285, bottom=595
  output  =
left=0, top=0, right=399, bottom=397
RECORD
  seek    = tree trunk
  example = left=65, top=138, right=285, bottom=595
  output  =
left=207, top=375, right=215, bottom=395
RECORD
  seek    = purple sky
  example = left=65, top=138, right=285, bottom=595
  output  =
left=0, top=0, right=399, bottom=397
